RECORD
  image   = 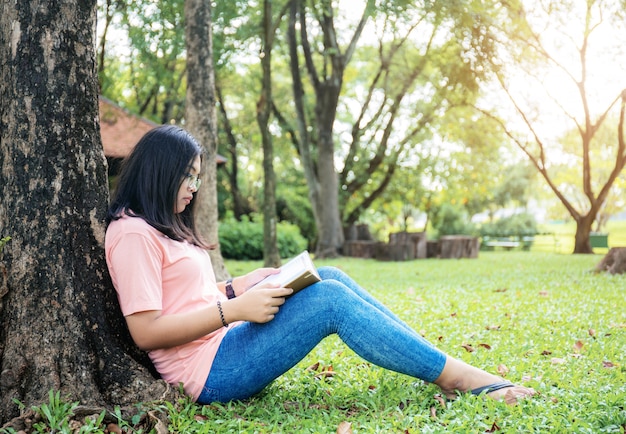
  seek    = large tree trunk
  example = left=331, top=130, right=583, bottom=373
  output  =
left=184, top=0, right=229, bottom=280
left=0, top=0, right=174, bottom=425
left=287, top=0, right=373, bottom=258
left=573, top=215, right=594, bottom=254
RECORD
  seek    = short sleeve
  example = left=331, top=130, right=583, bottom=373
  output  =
left=107, top=231, right=164, bottom=316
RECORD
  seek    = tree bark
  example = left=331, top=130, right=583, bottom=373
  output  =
left=287, top=0, right=375, bottom=258
left=0, top=0, right=175, bottom=424
left=257, top=0, right=281, bottom=267
left=184, top=0, right=229, bottom=281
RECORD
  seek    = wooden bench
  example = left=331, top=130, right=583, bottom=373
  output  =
left=483, top=239, right=520, bottom=251
left=590, top=233, right=609, bottom=250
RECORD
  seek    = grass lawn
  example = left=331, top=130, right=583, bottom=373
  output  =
left=6, top=252, right=623, bottom=433
left=178, top=251, right=624, bottom=433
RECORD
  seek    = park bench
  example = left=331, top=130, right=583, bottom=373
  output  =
left=482, top=238, right=520, bottom=251
left=590, top=233, right=609, bottom=250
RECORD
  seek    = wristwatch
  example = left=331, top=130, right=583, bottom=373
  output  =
left=225, top=278, right=236, bottom=299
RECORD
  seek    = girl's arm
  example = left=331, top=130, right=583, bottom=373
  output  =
left=217, top=268, right=281, bottom=298
left=125, top=285, right=292, bottom=351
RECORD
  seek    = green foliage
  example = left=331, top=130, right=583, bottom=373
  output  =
left=218, top=214, right=307, bottom=260
left=0, top=236, right=10, bottom=253
left=7, top=390, right=79, bottom=433
left=430, top=202, right=477, bottom=238
left=480, top=212, right=539, bottom=237
left=276, top=183, right=317, bottom=248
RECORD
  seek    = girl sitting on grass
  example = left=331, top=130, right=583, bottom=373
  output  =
left=105, top=125, right=536, bottom=405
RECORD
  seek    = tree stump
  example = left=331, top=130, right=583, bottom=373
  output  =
left=374, top=242, right=412, bottom=261
left=343, top=240, right=377, bottom=258
left=426, top=240, right=440, bottom=258
left=389, top=231, right=427, bottom=259
left=594, top=247, right=626, bottom=275
left=439, top=235, right=479, bottom=259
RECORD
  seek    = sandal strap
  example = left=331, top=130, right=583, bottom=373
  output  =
left=470, top=381, right=514, bottom=396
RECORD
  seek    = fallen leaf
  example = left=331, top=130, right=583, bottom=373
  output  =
left=430, top=406, right=437, bottom=419
left=461, top=343, right=475, bottom=352
left=602, top=361, right=615, bottom=368
left=541, top=350, right=552, bottom=356
left=573, top=340, right=584, bottom=353
left=486, top=325, right=501, bottom=330
left=539, top=290, right=549, bottom=297
left=336, top=421, right=352, bottom=434
left=479, top=343, right=492, bottom=350
left=497, top=364, right=509, bottom=376
left=306, top=362, right=320, bottom=371
left=494, top=288, right=508, bottom=292
left=486, top=421, right=501, bottom=432
left=434, top=394, right=446, bottom=408
left=550, top=397, right=559, bottom=403
left=551, top=358, right=566, bottom=364
left=315, top=370, right=336, bottom=379
left=588, top=329, right=596, bottom=337
left=450, top=312, right=457, bottom=317
left=107, top=424, right=122, bottom=434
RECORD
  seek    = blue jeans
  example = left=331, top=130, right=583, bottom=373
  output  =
left=197, top=266, right=447, bottom=403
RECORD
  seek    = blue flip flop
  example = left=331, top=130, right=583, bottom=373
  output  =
left=470, top=381, right=514, bottom=396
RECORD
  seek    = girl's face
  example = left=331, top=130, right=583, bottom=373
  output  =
left=175, top=155, right=201, bottom=214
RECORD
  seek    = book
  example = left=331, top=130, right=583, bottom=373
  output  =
left=253, top=250, right=321, bottom=293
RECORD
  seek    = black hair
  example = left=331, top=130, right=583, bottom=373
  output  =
left=107, top=125, right=209, bottom=248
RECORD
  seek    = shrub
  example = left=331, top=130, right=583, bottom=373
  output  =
left=479, top=212, right=538, bottom=237
left=219, top=214, right=307, bottom=260
left=430, top=203, right=476, bottom=238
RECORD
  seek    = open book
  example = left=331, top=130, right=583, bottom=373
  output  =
left=253, top=250, right=321, bottom=293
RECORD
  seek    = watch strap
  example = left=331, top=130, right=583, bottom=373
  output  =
left=225, top=278, right=236, bottom=299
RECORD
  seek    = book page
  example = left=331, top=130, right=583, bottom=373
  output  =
left=252, top=251, right=320, bottom=290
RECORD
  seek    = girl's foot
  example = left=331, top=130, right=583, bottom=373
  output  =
left=433, top=357, right=536, bottom=404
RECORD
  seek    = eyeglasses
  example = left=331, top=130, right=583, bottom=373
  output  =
left=185, top=173, right=202, bottom=190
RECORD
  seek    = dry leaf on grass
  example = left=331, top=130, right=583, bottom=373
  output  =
left=573, top=340, right=584, bottom=353
left=497, top=364, right=509, bottom=376
left=461, top=343, right=475, bottom=352
left=433, top=394, right=446, bottom=408
left=486, top=421, right=501, bottom=432
left=336, top=421, right=352, bottom=434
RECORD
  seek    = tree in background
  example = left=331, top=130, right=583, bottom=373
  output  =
left=479, top=0, right=626, bottom=253
left=185, top=0, right=230, bottom=280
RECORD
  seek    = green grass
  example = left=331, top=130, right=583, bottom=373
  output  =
left=5, top=252, right=624, bottom=433
left=215, top=252, right=625, bottom=433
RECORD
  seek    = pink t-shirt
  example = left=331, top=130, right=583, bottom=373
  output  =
left=105, top=215, right=229, bottom=400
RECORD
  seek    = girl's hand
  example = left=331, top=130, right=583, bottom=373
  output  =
left=239, top=267, right=281, bottom=291
left=228, top=286, right=293, bottom=323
